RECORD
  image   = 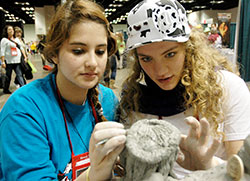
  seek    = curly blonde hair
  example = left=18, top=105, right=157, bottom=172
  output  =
left=120, top=29, right=239, bottom=136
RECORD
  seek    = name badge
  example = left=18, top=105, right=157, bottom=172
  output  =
left=72, top=152, right=90, bottom=180
left=11, top=47, right=18, bottom=56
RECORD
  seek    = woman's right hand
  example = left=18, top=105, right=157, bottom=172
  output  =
left=88, top=122, right=126, bottom=180
left=1, top=62, right=6, bottom=68
left=177, top=116, right=221, bottom=171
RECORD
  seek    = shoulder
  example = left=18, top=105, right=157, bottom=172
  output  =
left=97, top=84, right=119, bottom=120
left=219, top=70, right=246, bottom=87
left=219, top=69, right=250, bottom=110
left=98, top=84, right=117, bottom=99
left=98, top=84, right=118, bottom=105
left=1, top=74, right=55, bottom=115
left=0, top=38, right=8, bottom=44
left=219, top=70, right=250, bottom=98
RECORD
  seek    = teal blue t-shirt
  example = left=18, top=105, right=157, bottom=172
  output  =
left=0, top=73, right=118, bottom=180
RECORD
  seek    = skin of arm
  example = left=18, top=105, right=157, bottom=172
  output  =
left=21, top=49, right=28, bottom=61
left=1, top=56, right=6, bottom=68
left=225, top=140, right=244, bottom=159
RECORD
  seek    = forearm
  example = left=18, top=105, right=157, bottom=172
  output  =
left=1, top=56, right=5, bottom=66
left=21, top=50, right=27, bottom=59
left=225, top=140, right=244, bottom=159
left=75, top=167, right=113, bottom=181
left=1, top=56, right=4, bottom=63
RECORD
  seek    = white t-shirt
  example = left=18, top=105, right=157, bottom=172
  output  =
left=131, top=70, right=250, bottom=178
left=0, top=38, right=23, bottom=64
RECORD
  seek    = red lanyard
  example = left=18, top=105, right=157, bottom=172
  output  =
left=55, top=82, right=99, bottom=156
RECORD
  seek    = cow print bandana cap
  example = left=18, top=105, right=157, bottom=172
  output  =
left=126, top=0, right=191, bottom=50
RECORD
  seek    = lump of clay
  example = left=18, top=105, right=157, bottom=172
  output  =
left=119, top=119, right=181, bottom=181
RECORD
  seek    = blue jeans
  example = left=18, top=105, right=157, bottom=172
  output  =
left=4, top=63, right=25, bottom=91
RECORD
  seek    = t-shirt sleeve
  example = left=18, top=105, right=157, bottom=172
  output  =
left=0, top=111, right=58, bottom=180
left=221, top=70, right=250, bottom=141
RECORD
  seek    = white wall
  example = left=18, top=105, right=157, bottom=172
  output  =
left=23, top=5, right=55, bottom=43
left=188, top=7, right=238, bottom=26
left=23, top=24, right=37, bottom=43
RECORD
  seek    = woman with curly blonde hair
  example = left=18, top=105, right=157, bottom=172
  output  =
left=119, top=0, right=250, bottom=179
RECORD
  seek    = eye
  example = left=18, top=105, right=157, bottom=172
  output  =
left=165, top=52, right=176, bottom=58
left=72, top=48, right=84, bottom=55
left=139, top=56, right=152, bottom=62
left=95, top=49, right=106, bottom=56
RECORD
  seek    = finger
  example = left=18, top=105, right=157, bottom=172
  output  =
left=206, top=138, right=221, bottom=158
left=185, top=116, right=200, bottom=139
left=94, top=122, right=124, bottom=131
left=92, top=135, right=126, bottom=165
left=101, top=135, right=126, bottom=155
left=103, top=144, right=125, bottom=168
left=176, top=150, right=185, bottom=164
left=94, top=128, right=126, bottom=143
left=179, top=134, right=187, bottom=150
left=199, top=117, right=210, bottom=145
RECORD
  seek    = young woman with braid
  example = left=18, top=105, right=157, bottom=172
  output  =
left=0, top=0, right=126, bottom=180
left=119, top=0, right=250, bottom=179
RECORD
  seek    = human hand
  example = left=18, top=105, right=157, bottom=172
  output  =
left=88, top=122, right=126, bottom=180
left=177, top=116, right=220, bottom=171
left=1, top=62, right=6, bottom=68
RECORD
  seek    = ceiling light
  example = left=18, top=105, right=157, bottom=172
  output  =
left=194, top=6, right=207, bottom=9
left=180, top=0, right=195, bottom=3
left=210, top=0, right=224, bottom=4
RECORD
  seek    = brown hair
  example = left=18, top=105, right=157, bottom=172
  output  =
left=43, top=0, right=116, bottom=65
left=14, top=26, right=23, bottom=34
left=43, top=0, right=117, bottom=121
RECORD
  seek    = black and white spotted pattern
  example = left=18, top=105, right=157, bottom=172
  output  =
left=126, top=0, right=191, bottom=50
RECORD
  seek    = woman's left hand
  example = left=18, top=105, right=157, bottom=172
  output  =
left=177, top=116, right=221, bottom=170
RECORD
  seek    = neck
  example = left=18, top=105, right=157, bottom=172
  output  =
left=56, top=73, right=88, bottom=105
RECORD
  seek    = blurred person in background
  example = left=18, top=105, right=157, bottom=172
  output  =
left=14, top=26, right=28, bottom=87
left=0, top=25, right=27, bottom=94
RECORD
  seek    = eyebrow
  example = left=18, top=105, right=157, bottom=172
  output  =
left=137, top=45, right=179, bottom=57
left=160, top=45, right=179, bottom=56
left=69, top=42, right=107, bottom=47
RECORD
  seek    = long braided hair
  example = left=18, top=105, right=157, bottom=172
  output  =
left=87, top=87, right=108, bottom=122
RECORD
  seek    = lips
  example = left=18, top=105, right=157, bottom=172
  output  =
left=158, top=75, right=173, bottom=83
left=81, top=72, right=97, bottom=76
left=80, top=72, right=98, bottom=79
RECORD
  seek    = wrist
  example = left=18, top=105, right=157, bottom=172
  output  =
left=211, top=156, right=226, bottom=168
left=86, top=166, right=91, bottom=181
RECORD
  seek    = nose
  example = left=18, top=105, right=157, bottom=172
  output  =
left=153, top=59, right=168, bottom=77
left=85, top=51, right=98, bottom=69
